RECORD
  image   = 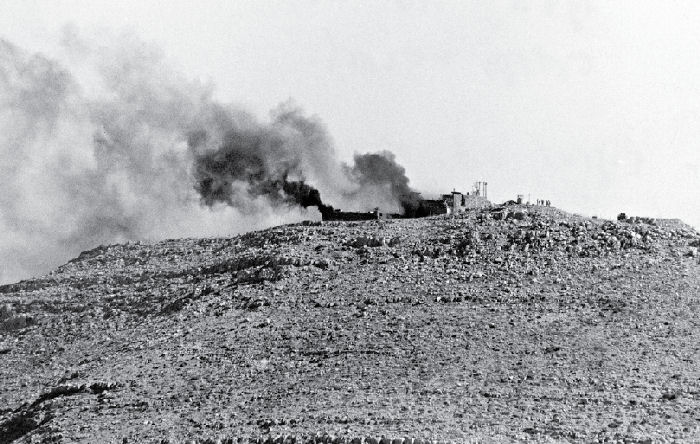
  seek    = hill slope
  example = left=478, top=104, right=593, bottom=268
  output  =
left=1, top=205, right=700, bottom=443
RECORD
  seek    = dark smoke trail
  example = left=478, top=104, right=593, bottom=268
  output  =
left=187, top=105, right=420, bottom=215
left=0, top=30, right=420, bottom=284
left=188, top=108, right=333, bottom=211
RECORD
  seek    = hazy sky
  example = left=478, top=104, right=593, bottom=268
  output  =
left=1, top=0, right=699, bottom=228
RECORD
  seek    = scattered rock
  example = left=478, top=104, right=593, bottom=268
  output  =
left=0, top=205, right=697, bottom=442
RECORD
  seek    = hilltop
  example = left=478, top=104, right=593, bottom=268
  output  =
left=1, top=204, right=700, bottom=443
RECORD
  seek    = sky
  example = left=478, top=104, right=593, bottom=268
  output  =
left=0, top=1, right=698, bottom=231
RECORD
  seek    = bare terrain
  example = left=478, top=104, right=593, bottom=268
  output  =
left=1, top=204, right=699, bottom=443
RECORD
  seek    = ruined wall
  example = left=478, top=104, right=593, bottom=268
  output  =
left=321, top=210, right=378, bottom=221
left=413, top=199, right=447, bottom=217
left=321, top=199, right=446, bottom=221
left=461, top=195, right=491, bottom=210
left=445, top=194, right=491, bottom=214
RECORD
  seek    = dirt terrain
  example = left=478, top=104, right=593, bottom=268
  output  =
left=1, top=204, right=699, bottom=443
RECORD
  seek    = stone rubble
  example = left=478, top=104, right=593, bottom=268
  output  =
left=1, top=205, right=699, bottom=442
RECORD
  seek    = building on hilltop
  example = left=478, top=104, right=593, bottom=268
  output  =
left=321, top=181, right=491, bottom=221
left=442, top=181, right=490, bottom=215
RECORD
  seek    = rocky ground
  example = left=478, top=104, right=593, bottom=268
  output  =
left=1, top=204, right=699, bottom=443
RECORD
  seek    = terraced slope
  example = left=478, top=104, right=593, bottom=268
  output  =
left=1, top=205, right=699, bottom=443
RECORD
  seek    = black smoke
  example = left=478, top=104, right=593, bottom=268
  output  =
left=188, top=108, right=419, bottom=217
left=347, top=151, right=421, bottom=215
left=188, top=114, right=332, bottom=211
left=0, top=31, right=421, bottom=284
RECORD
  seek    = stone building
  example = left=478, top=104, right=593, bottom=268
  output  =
left=442, top=182, right=491, bottom=214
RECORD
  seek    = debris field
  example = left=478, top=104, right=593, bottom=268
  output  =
left=1, top=204, right=700, bottom=443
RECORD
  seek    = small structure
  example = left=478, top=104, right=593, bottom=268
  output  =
left=320, top=208, right=379, bottom=221
left=320, top=182, right=491, bottom=221
left=442, top=182, right=491, bottom=215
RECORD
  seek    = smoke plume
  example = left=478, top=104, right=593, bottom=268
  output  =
left=347, top=151, right=422, bottom=215
left=0, top=31, right=420, bottom=284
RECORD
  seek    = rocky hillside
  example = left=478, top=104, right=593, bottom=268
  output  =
left=1, top=204, right=699, bottom=443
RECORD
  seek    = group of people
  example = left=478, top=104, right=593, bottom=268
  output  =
left=536, top=199, right=551, bottom=206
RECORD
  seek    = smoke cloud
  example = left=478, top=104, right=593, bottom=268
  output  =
left=347, top=151, right=422, bottom=215
left=0, top=32, right=420, bottom=284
